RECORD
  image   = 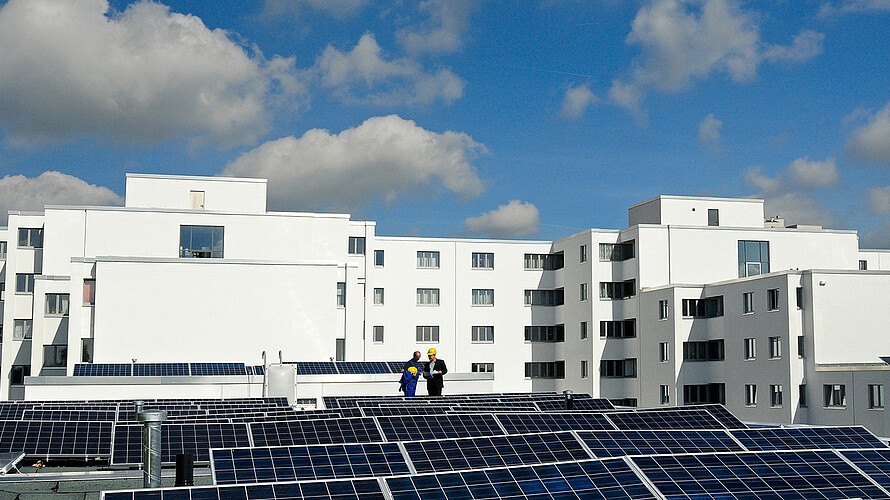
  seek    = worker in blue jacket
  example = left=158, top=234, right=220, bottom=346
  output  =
left=399, top=351, right=422, bottom=397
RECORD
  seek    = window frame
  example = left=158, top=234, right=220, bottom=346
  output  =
left=659, top=342, right=670, bottom=363
left=745, top=384, right=757, bottom=406
left=579, top=244, right=588, bottom=263
left=738, top=240, right=770, bottom=278
left=10, top=365, right=30, bottom=386
left=45, top=293, right=70, bottom=316
left=0, top=241, right=6, bottom=259
left=524, top=325, right=565, bottom=343
left=372, top=326, right=384, bottom=343
left=580, top=360, right=589, bottom=378
left=18, top=228, right=43, bottom=248
left=744, top=338, right=756, bottom=360
left=471, top=252, right=494, bottom=269
left=179, top=225, right=224, bottom=258
left=770, top=384, right=783, bottom=407
left=416, top=288, right=440, bottom=306
left=374, top=250, right=384, bottom=267
left=580, top=283, right=588, bottom=302
left=373, top=287, right=384, bottom=305
left=471, top=288, right=494, bottom=306
left=415, top=325, right=440, bottom=343
left=83, top=279, right=96, bottom=306
left=471, top=325, right=494, bottom=343
left=769, top=336, right=781, bottom=359
left=823, top=384, right=846, bottom=408
left=471, top=363, right=494, bottom=373
left=869, top=384, right=884, bottom=409
left=660, top=385, right=670, bottom=405
left=580, top=321, right=588, bottom=340
left=348, top=237, right=366, bottom=255
left=15, top=273, right=35, bottom=294
left=767, top=288, right=780, bottom=311
left=336, top=282, right=346, bottom=307
left=13, top=319, right=33, bottom=340
left=742, top=292, right=754, bottom=314
left=658, top=299, right=669, bottom=320
left=43, top=344, right=68, bottom=368
left=416, top=251, right=440, bottom=269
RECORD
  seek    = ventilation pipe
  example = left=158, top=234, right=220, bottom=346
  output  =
left=563, top=390, right=574, bottom=410
left=138, top=409, right=167, bottom=488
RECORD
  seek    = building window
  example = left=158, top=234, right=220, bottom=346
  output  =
left=580, top=360, right=589, bottom=378
left=799, top=384, right=807, bottom=407
left=336, top=282, right=346, bottom=307
left=471, top=326, right=494, bottom=343
left=13, top=320, right=32, bottom=340
left=743, top=292, right=754, bottom=314
left=83, top=279, right=96, bottom=305
left=658, top=300, right=669, bottom=320
left=659, top=342, right=670, bottom=362
left=15, top=274, right=35, bottom=294
left=417, top=251, right=440, bottom=268
left=45, top=293, right=70, bottom=316
left=579, top=245, right=588, bottom=263
left=580, top=321, right=588, bottom=340
left=660, top=386, right=670, bottom=405
left=682, top=340, right=725, bottom=361
left=348, top=237, right=365, bottom=255
left=796, top=287, right=803, bottom=309
left=744, top=338, right=756, bottom=360
left=189, top=190, right=205, bottom=209
left=745, top=385, right=757, bottom=406
left=600, top=319, right=636, bottom=339
left=472, top=289, right=494, bottom=306
left=769, top=336, right=781, bottom=359
left=684, top=384, right=726, bottom=404
left=599, top=280, right=636, bottom=300
left=0, top=282, right=4, bottom=301
left=372, top=326, right=384, bottom=343
left=472, top=252, right=494, bottom=269
left=471, top=363, right=494, bottom=373
left=524, top=325, right=565, bottom=343
left=18, top=228, right=43, bottom=248
left=373, top=288, right=384, bottom=305
left=10, top=366, right=30, bottom=386
left=599, top=242, right=634, bottom=261
left=767, top=289, right=780, bottom=311
left=525, top=361, right=565, bottom=379
left=179, top=225, right=224, bottom=258
left=374, top=250, right=384, bottom=266
left=739, top=240, right=770, bottom=278
left=770, top=385, right=783, bottom=407
left=860, top=260, right=868, bottom=270
left=580, top=283, right=588, bottom=302
left=682, top=296, right=724, bottom=318
left=416, top=288, right=440, bottom=306
left=523, top=253, right=564, bottom=270
left=708, top=209, right=719, bottom=227
left=335, top=338, right=345, bottom=361
left=797, top=336, right=805, bottom=357
left=869, top=384, right=884, bottom=409
left=600, top=359, right=637, bottom=378
left=524, top=289, right=564, bottom=306
left=824, top=384, right=846, bottom=407
left=82, top=338, right=94, bottom=362
left=416, top=326, right=439, bottom=343
left=0, top=241, right=6, bottom=259
left=43, top=345, right=67, bottom=368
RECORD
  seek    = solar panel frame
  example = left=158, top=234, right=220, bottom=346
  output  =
left=605, top=408, right=725, bottom=430
left=73, top=364, right=132, bottom=377
left=294, top=362, right=338, bottom=375
left=730, top=426, right=888, bottom=451
left=577, top=429, right=745, bottom=458
left=376, top=413, right=506, bottom=442
left=495, top=412, right=617, bottom=434
left=188, top=362, right=248, bottom=376
left=0, top=420, right=113, bottom=457
left=21, top=409, right=118, bottom=422
left=111, top=422, right=251, bottom=464
left=335, top=361, right=392, bottom=374
left=249, top=417, right=385, bottom=447
left=101, top=477, right=386, bottom=500
left=840, top=448, right=890, bottom=490
left=131, top=363, right=190, bottom=377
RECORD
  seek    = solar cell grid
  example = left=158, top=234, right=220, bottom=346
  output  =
left=102, top=477, right=386, bottom=500
left=387, top=361, right=408, bottom=373
left=131, top=363, right=190, bottom=377
left=73, top=364, right=131, bottom=376
left=577, top=429, right=744, bottom=458
left=376, top=414, right=505, bottom=442
left=188, top=362, right=248, bottom=376
left=696, top=403, right=748, bottom=429
left=334, top=361, right=392, bottom=374
left=0, top=421, right=112, bottom=456
left=111, top=422, right=251, bottom=464
left=631, top=450, right=889, bottom=499
left=840, top=448, right=890, bottom=490
left=606, top=409, right=725, bottom=430
left=250, top=417, right=384, bottom=447
left=535, top=398, right=615, bottom=411
left=21, top=410, right=117, bottom=421
left=730, top=426, right=887, bottom=451
left=212, top=442, right=410, bottom=484
left=495, top=412, right=616, bottom=434
left=294, top=362, right=338, bottom=375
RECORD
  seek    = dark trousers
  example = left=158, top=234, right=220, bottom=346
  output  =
left=427, top=385, right=442, bottom=396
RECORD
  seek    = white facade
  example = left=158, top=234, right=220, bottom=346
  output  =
left=3, top=175, right=890, bottom=433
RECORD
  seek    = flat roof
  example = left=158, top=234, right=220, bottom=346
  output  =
left=126, top=173, right=267, bottom=184
left=627, top=194, right=764, bottom=210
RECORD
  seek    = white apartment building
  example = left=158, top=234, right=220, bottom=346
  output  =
left=3, top=173, right=890, bottom=434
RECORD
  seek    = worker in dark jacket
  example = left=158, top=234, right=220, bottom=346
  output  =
left=422, top=348, right=448, bottom=396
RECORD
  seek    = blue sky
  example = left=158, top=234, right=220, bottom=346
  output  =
left=0, top=0, right=889, bottom=246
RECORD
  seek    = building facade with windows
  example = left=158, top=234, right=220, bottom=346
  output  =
left=3, top=174, right=890, bottom=434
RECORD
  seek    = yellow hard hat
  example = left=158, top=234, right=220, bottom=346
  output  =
left=427, top=348, right=437, bottom=355
left=407, top=366, right=418, bottom=374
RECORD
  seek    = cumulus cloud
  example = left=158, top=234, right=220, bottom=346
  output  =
left=609, top=0, right=823, bottom=113
left=0, top=171, right=122, bottom=224
left=744, top=156, right=841, bottom=227
left=819, top=0, right=890, bottom=16
left=787, top=157, right=839, bottom=188
left=310, top=34, right=463, bottom=105
left=760, top=192, right=837, bottom=227
left=262, top=0, right=366, bottom=19
left=464, top=200, right=540, bottom=238
left=697, top=114, right=723, bottom=152
left=560, top=85, right=599, bottom=119
left=867, top=186, right=890, bottom=214
left=0, top=0, right=299, bottom=147
left=846, top=101, right=890, bottom=164
left=223, top=115, right=485, bottom=211
left=398, top=0, right=479, bottom=55
left=744, top=166, right=783, bottom=194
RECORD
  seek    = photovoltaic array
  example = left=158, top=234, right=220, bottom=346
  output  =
left=375, top=414, right=505, bottom=441
left=250, top=418, right=384, bottom=447
left=577, top=429, right=745, bottom=458
left=111, top=422, right=251, bottom=464
left=729, top=426, right=887, bottom=451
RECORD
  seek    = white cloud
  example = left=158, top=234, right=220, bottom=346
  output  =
left=867, top=186, right=890, bottom=214
left=223, top=115, right=485, bottom=211
left=311, top=34, right=463, bottom=105
left=0, top=171, right=122, bottom=224
left=819, top=0, right=890, bottom=16
left=398, top=0, right=479, bottom=55
left=760, top=192, right=837, bottom=227
left=846, top=101, right=890, bottom=164
left=609, top=0, right=823, bottom=113
left=464, top=200, right=540, bottom=238
left=0, top=0, right=299, bottom=147
left=787, top=156, right=839, bottom=188
left=560, top=84, right=599, bottom=119
left=744, top=166, right=783, bottom=194
left=697, top=113, right=723, bottom=152
left=262, top=0, right=366, bottom=19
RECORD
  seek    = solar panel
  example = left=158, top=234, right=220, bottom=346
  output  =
left=132, top=363, right=189, bottom=377
left=73, top=364, right=131, bottom=376
left=386, top=458, right=657, bottom=500
left=294, top=362, right=338, bottom=375
left=840, top=448, right=890, bottom=490
left=376, top=414, right=505, bottom=441
left=730, top=426, right=888, bottom=451
left=188, top=362, right=247, bottom=376
left=696, top=403, right=748, bottom=429
left=631, top=450, right=889, bottom=499
left=606, top=409, right=724, bottom=430
left=102, top=477, right=386, bottom=500
left=0, top=421, right=112, bottom=456
left=495, top=413, right=615, bottom=434
left=335, top=362, right=392, bottom=374
left=21, top=410, right=117, bottom=421
left=212, top=442, right=410, bottom=484
left=361, top=406, right=450, bottom=417
left=577, top=429, right=744, bottom=458
left=246, top=365, right=266, bottom=375
left=111, top=422, right=251, bottom=464
left=388, top=361, right=408, bottom=373
left=534, top=398, right=615, bottom=411
left=250, top=417, right=384, bottom=447
left=409, top=432, right=592, bottom=473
